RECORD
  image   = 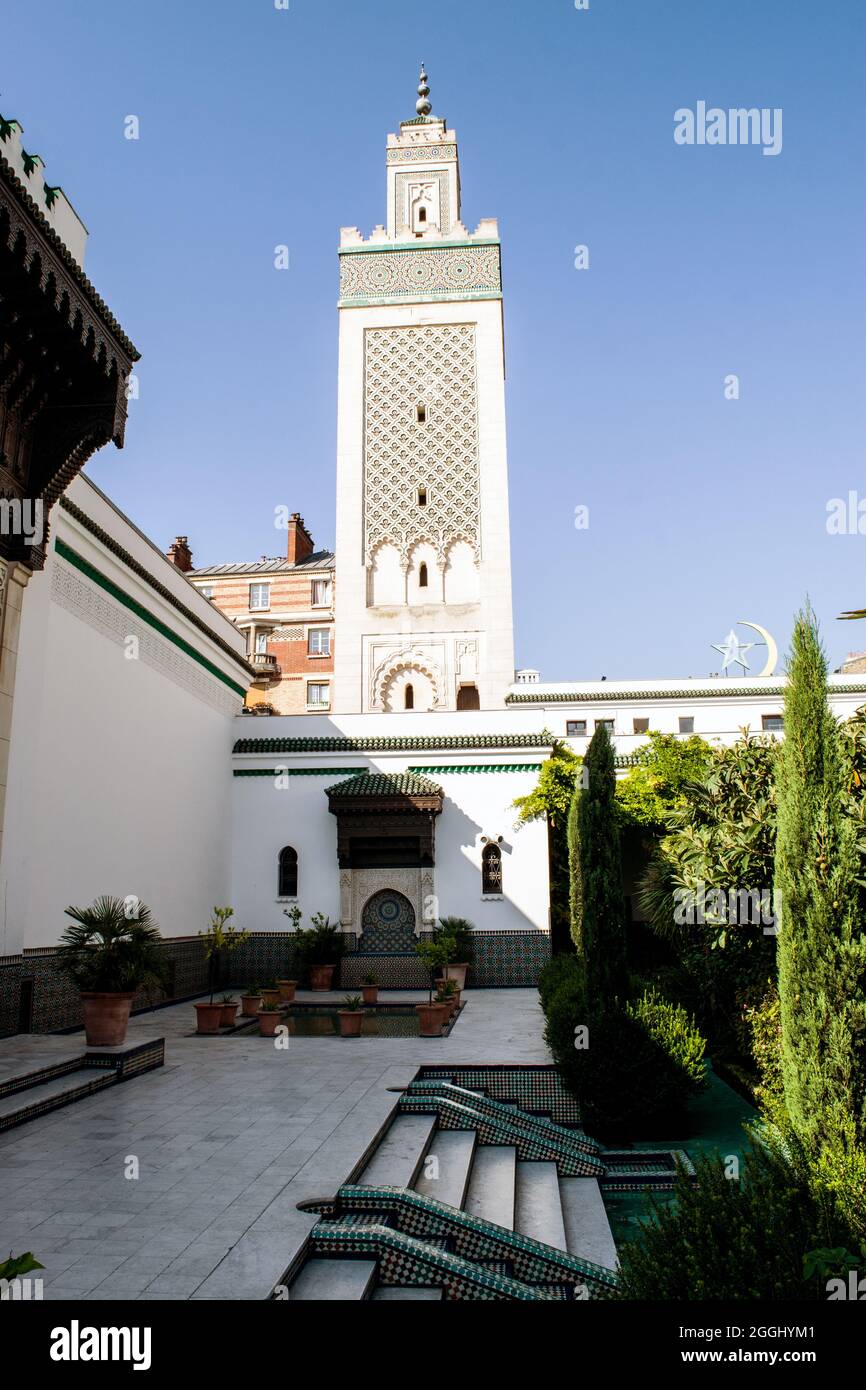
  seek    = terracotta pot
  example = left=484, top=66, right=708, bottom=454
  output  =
left=219, top=1002, right=238, bottom=1027
left=259, top=1010, right=282, bottom=1037
left=416, top=1002, right=448, bottom=1037
left=309, top=964, right=335, bottom=992
left=436, top=996, right=456, bottom=1020
left=260, top=988, right=281, bottom=1008
left=80, top=992, right=135, bottom=1047
left=277, top=979, right=297, bottom=1002
left=241, top=993, right=261, bottom=1017
left=194, top=1001, right=224, bottom=1035
left=338, top=1010, right=364, bottom=1038
left=361, top=985, right=378, bottom=1006
left=442, top=964, right=468, bottom=992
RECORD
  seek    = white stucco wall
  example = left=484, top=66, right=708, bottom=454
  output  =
left=0, top=476, right=248, bottom=955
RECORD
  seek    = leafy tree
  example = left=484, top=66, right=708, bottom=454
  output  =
left=774, top=607, right=866, bottom=1149
left=576, top=723, right=627, bottom=1001
left=616, top=731, right=715, bottom=831
left=513, top=740, right=582, bottom=952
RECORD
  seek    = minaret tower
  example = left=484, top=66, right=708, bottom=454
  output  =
left=333, top=69, right=514, bottom=713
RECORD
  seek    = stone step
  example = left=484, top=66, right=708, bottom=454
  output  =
left=358, top=1114, right=437, bottom=1189
left=464, top=1145, right=516, bottom=1230
left=514, top=1161, right=568, bottom=1252
left=371, top=1286, right=443, bottom=1301
left=559, top=1176, right=618, bottom=1270
left=413, top=1129, right=475, bottom=1209
left=0, top=1067, right=115, bottom=1131
left=289, top=1258, right=377, bottom=1301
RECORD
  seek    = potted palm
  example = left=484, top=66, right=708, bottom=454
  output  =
left=56, top=897, right=167, bottom=1046
left=241, top=984, right=262, bottom=1017
left=295, top=914, right=345, bottom=991
left=338, top=995, right=364, bottom=1038
left=258, top=995, right=283, bottom=1037
left=415, top=940, right=449, bottom=1037
left=196, top=907, right=250, bottom=1034
left=219, top=994, right=238, bottom=1027
left=435, top=917, right=474, bottom=993
left=361, top=972, right=379, bottom=1006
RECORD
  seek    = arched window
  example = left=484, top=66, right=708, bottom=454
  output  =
left=279, top=846, right=298, bottom=898
left=418, top=206, right=427, bottom=223
left=482, top=843, right=502, bottom=896
left=405, top=683, right=415, bottom=711
left=457, top=684, right=479, bottom=710
left=419, top=562, right=428, bottom=588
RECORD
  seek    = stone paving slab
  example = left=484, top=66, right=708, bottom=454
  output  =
left=0, top=988, right=549, bottom=1300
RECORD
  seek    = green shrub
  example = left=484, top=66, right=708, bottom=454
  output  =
left=627, top=988, right=707, bottom=1093
left=538, top=952, right=582, bottom=1013
left=617, top=1128, right=857, bottom=1300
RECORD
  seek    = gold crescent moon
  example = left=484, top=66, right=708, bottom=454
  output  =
left=738, top=620, right=778, bottom=678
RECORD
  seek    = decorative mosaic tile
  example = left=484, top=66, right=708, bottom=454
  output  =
left=417, top=1064, right=583, bottom=1127
left=398, top=1092, right=603, bottom=1176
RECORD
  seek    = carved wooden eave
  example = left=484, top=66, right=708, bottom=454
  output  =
left=326, top=773, right=444, bottom=870
left=0, top=148, right=140, bottom=570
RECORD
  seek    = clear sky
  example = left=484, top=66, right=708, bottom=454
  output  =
left=4, top=0, right=865, bottom=679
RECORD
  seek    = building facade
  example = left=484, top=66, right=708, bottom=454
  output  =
left=183, top=514, right=336, bottom=715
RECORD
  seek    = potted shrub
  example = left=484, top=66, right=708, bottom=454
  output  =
left=435, top=917, right=474, bottom=993
left=361, top=972, right=379, bottom=1006
left=260, top=981, right=281, bottom=1009
left=279, top=905, right=301, bottom=1001
left=277, top=978, right=298, bottom=1003
left=56, top=897, right=168, bottom=1047
left=295, top=914, right=345, bottom=991
left=338, top=995, right=364, bottom=1038
left=415, top=939, right=449, bottom=1037
left=435, top=977, right=459, bottom=1019
left=219, top=995, right=238, bottom=1027
left=258, top=996, right=283, bottom=1037
left=241, top=984, right=262, bottom=1017
left=196, top=907, right=250, bottom=1034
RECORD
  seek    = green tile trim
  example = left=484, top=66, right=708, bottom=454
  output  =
left=233, top=734, right=553, bottom=754
left=234, top=767, right=365, bottom=778
left=406, top=763, right=543, bottom=774
left=55, top=539, right=248, bottom=699
left=508, top=684, right=866, bottom=704
left=339, top=238, right=500, bottom=255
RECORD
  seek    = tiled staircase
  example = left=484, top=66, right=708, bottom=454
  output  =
left=288, top=1068, right=652, bottom=1301
left=0, top=1039, right=165, bottom=1132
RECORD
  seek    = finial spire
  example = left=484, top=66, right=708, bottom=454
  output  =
left=416, top=64, right=432, bottom=118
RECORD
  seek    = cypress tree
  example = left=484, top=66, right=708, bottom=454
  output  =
left=567, top=782, right=583, bottom=954
left=577, top=723, right=628, bottom=1002
left=774, top=606, right=866, bottom=1148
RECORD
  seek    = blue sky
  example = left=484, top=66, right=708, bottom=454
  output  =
left=4, top=0, right=865, bottom=679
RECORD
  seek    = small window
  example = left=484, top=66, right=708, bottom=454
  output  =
left=416, top=404, right=427, bottom=424
left=249, top=583, right=270, bottom=611
left=255, top=632, right=268, bottom=655
left=418, top=207, right=427, bottom=224
left=405, top=683, right=415, bottom=711
left=566, top=720, right=587, bottom=737
left=197, top=584, right=213, bottom=599
left=311, top=578, right=332, bottom=607
left=308, top=627, right=331, bottom=657
left=595, top=719, right=615, bottom=733
left=278, top=846, right=298, bottom=898
left=417, top=487, right=428, bottom=508
left=633, top=718, right=650, bottom=735
left=482, top=843, right=503, bottom=896
left=418, top=562, right=428, bottom=588
left=678, top=716, right=694, bottom=734
left=307, top=682, right=330, bottom=708
left=762, top=714, right=784, bottom=732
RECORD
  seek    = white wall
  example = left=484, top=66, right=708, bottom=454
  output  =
left=0, top=477, right=247, bottom=955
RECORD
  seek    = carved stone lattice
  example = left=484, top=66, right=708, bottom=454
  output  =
left=364, top=323, right=479, bottom=566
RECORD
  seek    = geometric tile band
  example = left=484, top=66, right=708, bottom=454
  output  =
left=340, top=244, right=501, bottom=306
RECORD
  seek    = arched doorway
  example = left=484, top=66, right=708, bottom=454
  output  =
left=360, top=889, right=417, bottom=952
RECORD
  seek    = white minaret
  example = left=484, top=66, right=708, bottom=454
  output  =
left=333, top=68, right=515, bottom=714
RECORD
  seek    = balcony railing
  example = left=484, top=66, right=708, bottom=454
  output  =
left=250, top=653, right=281, bottom=681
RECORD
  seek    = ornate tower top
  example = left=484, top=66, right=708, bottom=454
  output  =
left=416, top=64, right=432, bottom=118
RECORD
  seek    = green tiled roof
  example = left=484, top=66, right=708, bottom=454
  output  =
left=326, top=772, right=443, bottom=798
left=233, top=734, right=553, bottom=755
left=507, top=684, right=866, bottom=704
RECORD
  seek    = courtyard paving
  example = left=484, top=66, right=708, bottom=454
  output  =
left=0, top=989, right=549, bottom=1300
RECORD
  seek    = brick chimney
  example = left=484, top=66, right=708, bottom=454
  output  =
left=287, top=513, right=314, bottom=565
left=166, top=536, right=193, bottom=572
